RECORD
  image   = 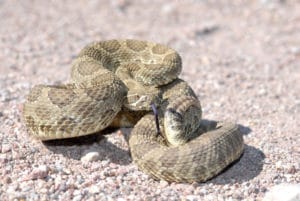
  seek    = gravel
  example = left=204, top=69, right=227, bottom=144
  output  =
left=263, top=183, right=300, bottom=201
left=0, top=0, right=299, bottom=200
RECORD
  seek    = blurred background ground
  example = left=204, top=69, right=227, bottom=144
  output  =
left=0, top=0, right=299, bottom=200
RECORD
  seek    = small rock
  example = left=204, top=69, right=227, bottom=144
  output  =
left=159, top=180, right=169, bottom=188
left=185, top=195, right=199, bottom=201
left=25, top=165, right=49, bottom=180
left=63, top=168, right=72, bottom=175
left=275, top=161, right=283, bottom=170
left=73, top=195, right=83, bottom=201
left=263, top=183, right=300, bottom=201
left=89, top=185, right=100, bottom=194
left=4, top=176, right=12, bottom=184
left=1, top=144, right=11, bottom=153
left=287, top=165, right=297, bottom=174
left=199, top=188, right=207, bottom=195
left=81, top=151, right=100, bottom=163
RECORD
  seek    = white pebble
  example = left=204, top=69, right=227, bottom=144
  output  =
left=159, top=180, right=169, bottom=187
left=89, top=185, right=100, bottom=194
left=1, top=144, right=11, bottom=153
left=185, top=195, right=199, bottom=201
left=81, top=151, right=100, bottom=163
left=263, top=183, right=300, bottom=201
left=199, top=188, right=207, bottom=195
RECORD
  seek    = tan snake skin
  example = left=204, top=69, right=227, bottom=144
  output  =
left=23, top=39, right=244, bottom=183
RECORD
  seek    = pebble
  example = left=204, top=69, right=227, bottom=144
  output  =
left=263, top=183, right=300, bottom=201
left=89, top=185, right=100, bottom=194
left=3, top=176, right=12, bottom=184
left=198, top=188, right=207, bottom=195
left=81, top=150, right=100, bottom=163
left=1, top=144, right=11, bottom=153
left=159, top=180, right=169, bottom=188
left=185, top=195, right=199, bottom=201
left=24, top=165, right=49, bottom=181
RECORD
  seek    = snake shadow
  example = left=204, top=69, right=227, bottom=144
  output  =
left=206, top=122, right=265, bottom=185
left=207, top=144, right=265, bottom=185
left=42, top=128, right=132, bottom=165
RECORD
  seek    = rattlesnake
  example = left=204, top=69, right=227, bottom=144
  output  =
left=23, top=39, right=244, bottom=183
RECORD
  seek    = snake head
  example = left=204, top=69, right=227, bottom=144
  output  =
left=124, top=90, right=162, bottom=111
left=123, top=80, right=162, bottom=111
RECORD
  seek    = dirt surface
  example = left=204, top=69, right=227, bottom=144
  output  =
left=0, top=0, right=299, bottom=200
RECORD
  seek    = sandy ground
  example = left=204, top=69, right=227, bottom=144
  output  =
left=0, top=0, right=299, bottom=200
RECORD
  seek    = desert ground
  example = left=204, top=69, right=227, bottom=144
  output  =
left=0, top=0, right=299, bottom=200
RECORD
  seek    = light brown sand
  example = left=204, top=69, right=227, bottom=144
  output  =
left=0, top=1, right=299, bottom=200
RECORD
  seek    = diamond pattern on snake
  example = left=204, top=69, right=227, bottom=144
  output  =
left=23, top=39, right=244, bottom=183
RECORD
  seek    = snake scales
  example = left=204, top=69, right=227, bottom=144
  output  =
left=23, top=39, right=244, bottom=183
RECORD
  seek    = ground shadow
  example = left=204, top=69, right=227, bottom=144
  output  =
left=41, top=119, right=263, bottom=183
left=43, top=128, right=131, bottom=165
left=238, top=124, right=252, bottom=136
left=208, top=144, right=265, bottom=185
left=206, top=122, right=264, bottom=185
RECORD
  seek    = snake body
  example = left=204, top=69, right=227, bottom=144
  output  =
left=23, top=39, right=244, bottom=183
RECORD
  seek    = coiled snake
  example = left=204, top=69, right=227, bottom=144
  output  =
left=23, top=39, right=244, bottom=183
